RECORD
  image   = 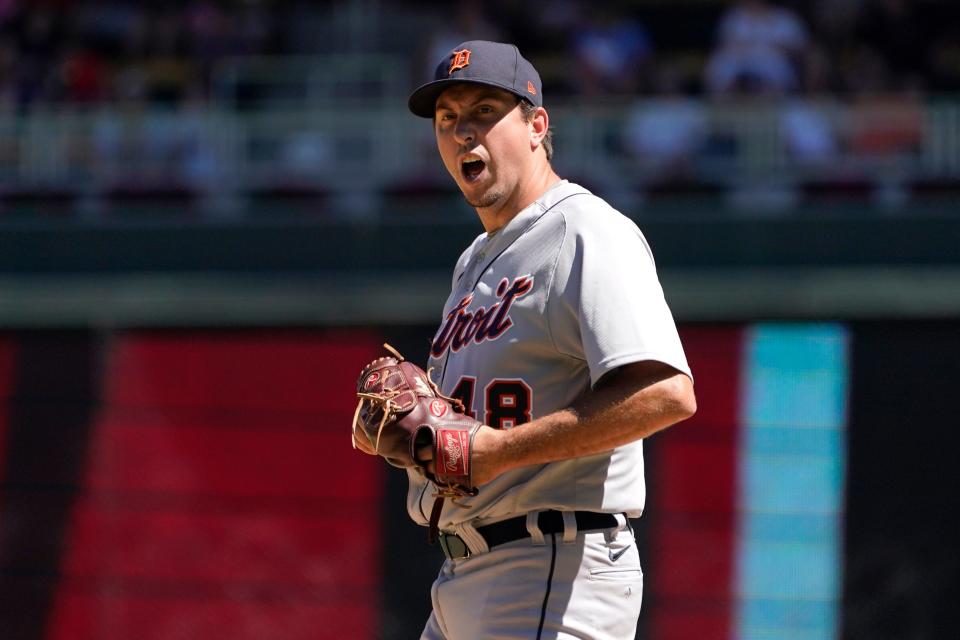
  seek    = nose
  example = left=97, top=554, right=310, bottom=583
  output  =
left=453, top=117, right=475, bottom=145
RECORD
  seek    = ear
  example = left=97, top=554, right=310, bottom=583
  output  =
left=529, top=107, right=549, bottom=151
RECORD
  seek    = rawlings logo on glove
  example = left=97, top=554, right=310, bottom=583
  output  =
left=438, top=430, right=469, bottom=476
left=352, top=344, right=481, bottom=501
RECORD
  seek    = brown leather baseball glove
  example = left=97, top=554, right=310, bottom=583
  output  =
left=352, top=344, right=481, bottom=501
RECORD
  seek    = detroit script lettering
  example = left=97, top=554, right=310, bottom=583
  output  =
left=431, top=276, right=533, bottom=358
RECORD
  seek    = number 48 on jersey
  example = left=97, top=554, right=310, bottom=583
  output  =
left=450, top=376, right=532, bottom=430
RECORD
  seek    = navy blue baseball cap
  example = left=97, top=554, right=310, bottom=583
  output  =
left=408, top=40, right=543, bottom=118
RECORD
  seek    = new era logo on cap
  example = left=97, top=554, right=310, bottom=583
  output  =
left=408, top=40, right=543, bottom=118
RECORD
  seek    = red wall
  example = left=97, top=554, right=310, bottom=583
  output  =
left=647, top=326, right=743, bottom=640
left=0, top=330, right=385, bottom=640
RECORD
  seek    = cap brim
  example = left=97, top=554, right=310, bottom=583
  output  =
left=407, top=78, right=529, bottom=118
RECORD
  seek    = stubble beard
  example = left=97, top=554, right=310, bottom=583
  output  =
left=464, top=190, right=504, bottom=209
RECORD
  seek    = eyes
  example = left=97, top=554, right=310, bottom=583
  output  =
left=436, top=103, right=499, bottom=123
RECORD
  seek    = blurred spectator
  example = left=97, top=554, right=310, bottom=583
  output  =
left=825, top=22, right=926, bottom=160
left=282, top=129, right=333, bottom=180
left=570, top=8, right=651, bottom=96
left=705, top=0, right=809, bottom=96
left=0, top=0, right=288, bottom=110
left=622, top=63, right=707, bottom=174
left=779, top=45, right=840, bottom=164
left=716, top=0, right=809, bottom=58
left=142, top=8, right=194, bottom=105
left=780, top=102, right=839, bottom=163
left=59, top=42, right=107, bottom=103
left=174, top=81, right=220, bottom=189
left=92, top=78, right=222, bottom=193
left=0, top=0, right=952, bottom=112
left=847, top=91, right=924, bottom=158
left=0, top=0, right=955, bottom=220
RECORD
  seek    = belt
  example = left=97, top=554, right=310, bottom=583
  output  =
left=437, top=510, right=622, bottom=561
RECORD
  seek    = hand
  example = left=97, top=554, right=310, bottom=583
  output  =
left=416, top=425, right=502, bottom=486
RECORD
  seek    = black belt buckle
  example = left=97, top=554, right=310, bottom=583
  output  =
left=438, top=532, right=471, bottom=560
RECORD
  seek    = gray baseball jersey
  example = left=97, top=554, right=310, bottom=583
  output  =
left=407, top=179, right=691, bottom=531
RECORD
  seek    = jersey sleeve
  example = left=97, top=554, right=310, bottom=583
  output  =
left=547, top=201, right=691, bottom=387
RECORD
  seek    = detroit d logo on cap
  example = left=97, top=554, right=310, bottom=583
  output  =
left=448, top=49, right=471, bottom=75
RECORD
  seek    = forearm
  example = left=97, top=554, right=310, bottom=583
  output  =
left=473, top=365, right=695, bottom=484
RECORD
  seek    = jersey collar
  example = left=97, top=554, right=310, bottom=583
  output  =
left=484, top=179, right=578, bottom=247
left=462, top=180, right=587, bottom=291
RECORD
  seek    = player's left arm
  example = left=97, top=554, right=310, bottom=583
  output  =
left=468, top=359, right=695, bottom=486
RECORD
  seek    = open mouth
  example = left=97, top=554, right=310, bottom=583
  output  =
left=461, top=157, right=486, bottom=182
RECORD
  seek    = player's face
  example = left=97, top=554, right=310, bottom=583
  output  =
left=434, top=85, right=536, bottom=213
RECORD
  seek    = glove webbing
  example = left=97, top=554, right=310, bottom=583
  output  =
left=351, top=388, right=403, bottom=452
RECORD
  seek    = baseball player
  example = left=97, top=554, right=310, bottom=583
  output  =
left=356, top=40, right=696, bottom=639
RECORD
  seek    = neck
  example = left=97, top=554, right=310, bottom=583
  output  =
left=476, top=162, right=561, bottom=234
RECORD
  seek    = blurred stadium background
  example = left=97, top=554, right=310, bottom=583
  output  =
left=0, top=0, right=958, bottom=638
